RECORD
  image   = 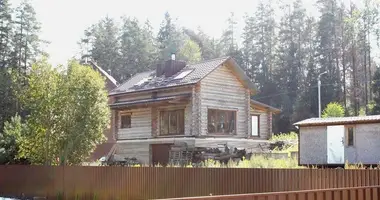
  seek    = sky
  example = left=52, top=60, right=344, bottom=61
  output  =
left=13, top=0, right=378, bottom=66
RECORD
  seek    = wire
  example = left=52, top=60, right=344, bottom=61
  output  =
left=253, top=79, right=380, bottom=101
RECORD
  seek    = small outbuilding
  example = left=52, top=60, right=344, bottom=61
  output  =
left=294, top=115, right=380, bottom=166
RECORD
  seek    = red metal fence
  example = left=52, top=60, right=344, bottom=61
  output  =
left=1, top=165, right=380, bottom=199
left=161, top=185, right=380, bottom=200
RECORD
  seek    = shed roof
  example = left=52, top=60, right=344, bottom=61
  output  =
left=109, top=57, right=256, bottom=96
left=293, top=115, right=380, bottom=127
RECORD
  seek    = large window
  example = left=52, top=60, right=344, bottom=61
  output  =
left=207, top=109, right=236, bottom=134
left=160, top=109, right=184, bottom=135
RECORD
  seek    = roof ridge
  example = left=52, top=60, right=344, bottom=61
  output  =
left=188, top=56, right=230, bottom=66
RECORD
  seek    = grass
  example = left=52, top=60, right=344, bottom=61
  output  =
left=269, top=132, right=298, bottom=142
left=163, top=156, right=303, bottom=168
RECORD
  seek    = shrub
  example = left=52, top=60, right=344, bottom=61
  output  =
left=322, top=102, right=345, bottom=118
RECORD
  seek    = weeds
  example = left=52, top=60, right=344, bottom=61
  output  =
left=269, top=132, right=298, bottom=142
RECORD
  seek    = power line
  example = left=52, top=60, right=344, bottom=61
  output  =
left=253, top=79, right=380, bottom=101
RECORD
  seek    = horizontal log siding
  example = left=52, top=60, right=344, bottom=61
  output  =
left=250, top=107, right=270, bottom=139
left=117, top=108, right=151, bottom=140
left=200, top=64, right=249, bottom=136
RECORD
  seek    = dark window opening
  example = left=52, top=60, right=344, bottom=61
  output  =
left=207, top=109, right=236, bottom=134
left=120, top=114, right=131, bottom=129
left=347, top=127, right=354, bottom=146
left=160, top=109, right=184, bottom=135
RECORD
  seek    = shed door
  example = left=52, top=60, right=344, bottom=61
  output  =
left=327, top=125, right=345, bottom=164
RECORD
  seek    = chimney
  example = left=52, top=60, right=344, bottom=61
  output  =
left=156, top=54, right=186, bottom=78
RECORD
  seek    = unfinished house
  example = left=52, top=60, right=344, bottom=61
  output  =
left=109, top=56, right=280, bottom=165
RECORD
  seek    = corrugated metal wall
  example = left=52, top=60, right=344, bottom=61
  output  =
left=162, top=185, right=380, bottom=200
left=1, top=166, right=380, bottom=199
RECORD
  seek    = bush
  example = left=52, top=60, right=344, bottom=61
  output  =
left=322, top=102, right=345, bottom=118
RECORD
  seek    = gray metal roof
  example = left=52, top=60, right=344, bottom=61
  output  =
left=293, top=115, right=380, bottom=126
left=109, top=57, right=256, bottom=96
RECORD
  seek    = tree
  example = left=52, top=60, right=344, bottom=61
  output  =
left=371, top=67, right=380, bottom=115
left=0, top=115, right=27, bottom=164
left=316, top=0, right=343, bottom=113
left=157, top=12, right=184, bottom=60
left=0, top=0, right=13, bottom=68
left=0, top=68, right=17, bottom=134
left=10, top=0, right=43, bottom=72
left=322, top=102, right=345, bottom=118
left=85, top=16, right=120, bottom=80
left=178, top=39, right=201, bottom=63
left=183, top=27, right=222, bottom=60
left=119, top=17, right=157, bottom=81
left=8, top=58, right=110, bottom=165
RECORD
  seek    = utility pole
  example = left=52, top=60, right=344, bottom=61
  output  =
left=318, top=71, right=328, bottom=118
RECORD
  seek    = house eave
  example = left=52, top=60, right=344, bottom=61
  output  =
left=108, top=83, right=196, bottom=97
left=250, top=99, right=281, bottom=114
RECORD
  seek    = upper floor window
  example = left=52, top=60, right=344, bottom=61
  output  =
left=207, top=109, right=236, bottom=134
left=160, top=109, right=184, bottom=135
left=120, top=114, right=131, bottom=129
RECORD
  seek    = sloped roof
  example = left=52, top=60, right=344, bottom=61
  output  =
left=293, top=115, right=380, bottom=127
left=109, top=57, right=256, bottom=96
left=251, top=99, right=281, bottom=114
left=88, top=60, right=118, bottom=88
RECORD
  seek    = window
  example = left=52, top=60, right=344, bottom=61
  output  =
left=160, top=110, right=184, bottom=135
left=120, top=114, right=131, bottom=129
left=207, top=109, right=236, bottom=134
left=346, top=126, right=354, bottom=146
left=251, top=115, right=259, bottom=136
left=173, top=70, right=193, bottom=80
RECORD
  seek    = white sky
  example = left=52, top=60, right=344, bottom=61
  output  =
left=14, top=0, right=379, bottom=66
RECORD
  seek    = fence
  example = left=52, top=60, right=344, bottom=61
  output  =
left=1, top=165, right=380, bottom=199
left=161, top=185, right=380, bottom=200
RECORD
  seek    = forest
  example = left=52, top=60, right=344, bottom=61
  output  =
left=1, top=0, right=380, bottom=136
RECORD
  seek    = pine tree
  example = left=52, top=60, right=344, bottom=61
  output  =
left=316, top=0, right=343, bottom=112
left=0, top=0, right=13, bottom=68
left=89, top=16, right=121, bottom=80
left=371, top=67, right=380, bottom=114
left=120, top=17, right=157, bottom=81
left=274, top=0, right=308, bottom=131
left=157, top=12, right=184, bottom=60
left=10, top=0, right=42, bottom=72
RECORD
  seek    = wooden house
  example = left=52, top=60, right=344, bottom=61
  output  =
left=109, top=56, right=280, bottom=165
left=294, top=115, right=380, bottom=166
